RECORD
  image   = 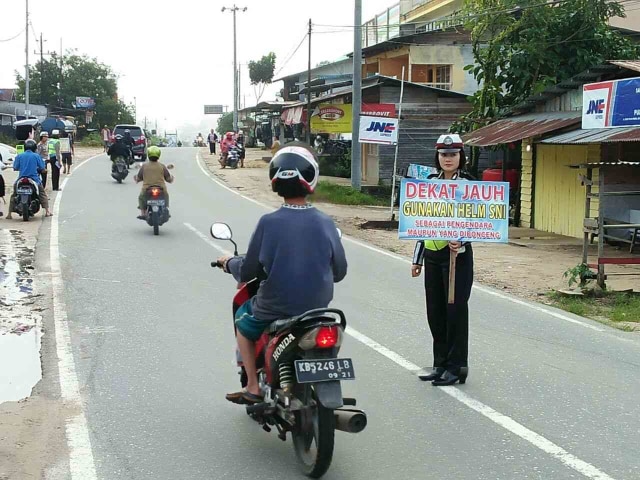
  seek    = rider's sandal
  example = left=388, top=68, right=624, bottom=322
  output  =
left=241, top=391, right=264, bottom=404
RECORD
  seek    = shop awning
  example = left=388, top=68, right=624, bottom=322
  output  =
left=463, top=112, right=581, bottom=147
left=538, top=127, right=640, bottom=144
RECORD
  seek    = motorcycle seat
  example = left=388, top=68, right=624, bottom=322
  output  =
left=266, top=308, right=345, bottom=334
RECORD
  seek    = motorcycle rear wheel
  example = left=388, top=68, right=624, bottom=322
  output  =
left=151, top=211, right=159, bottom=235
left=292, top=385, right=335, bottom=478
left=22, top=204, right=29, bottom=222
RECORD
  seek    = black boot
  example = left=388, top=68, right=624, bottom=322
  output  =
left=418, top=367, right=445, bottom=381
left=431, top=368, right=468, bottom=386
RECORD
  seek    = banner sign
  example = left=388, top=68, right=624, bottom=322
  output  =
left=311, top=104, right=352, bottom=133
left=75, top=96, right=95, bottom=109
left=58, top=137, right=71, bottom=154
left=398, top=179, right=510, bottom=243
left=406, top=164, right=436, bottom=180
left=204, top=104, right=224, bottom=115
left=359, top=115, right=399, bottom=145
left=582, top=77, right=640, bottom=129
left=361, top=103, right=396, bottom=117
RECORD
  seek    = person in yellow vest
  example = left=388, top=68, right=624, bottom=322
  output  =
left=48, top=129, right=62, bottom=191
left=411, top=133, right=475, bottom=386
left=133, top=146, right=174, bottom=219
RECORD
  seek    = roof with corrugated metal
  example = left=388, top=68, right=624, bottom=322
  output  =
left=463, top=112, right=581, bottom=147
left=538, top=127, right=640, bottom=145
left=608, top=60, right=640, bottom=73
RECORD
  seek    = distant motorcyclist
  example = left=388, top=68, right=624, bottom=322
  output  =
left=6, top=139, right=52, bottom=219
left=123, top=129, right=135, bottom=160
left=133, top=146, right=174, bottom=220
left=107, top=134, right=131, bottom=165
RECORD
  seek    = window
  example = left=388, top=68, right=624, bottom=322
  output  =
left=410, top=64, right=452, bottom=90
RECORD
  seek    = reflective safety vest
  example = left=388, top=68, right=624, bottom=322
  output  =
left=48, top=138, right=60, bottom=156
left=424, top=239, right=449, bottom=251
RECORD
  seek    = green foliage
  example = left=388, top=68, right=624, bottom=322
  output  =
left=0, top=133, right=15, bottom=146
left=216, top=112, right=234, bottom=136
left=248, top=52, right=276, bottom=103
left=314, top=181, right=387, bottom=206
left=79, top=132, right=104, bottom=147
left=548, top=291, right=640, bottom=329
left=456, top=0, right=640, bottom=132
left=563, top=263, right=593, bottom=288
left=14, top=51, right=135, bottom=128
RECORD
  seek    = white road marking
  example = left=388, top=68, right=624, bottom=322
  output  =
left=50, top=155, right=100, bottom=479
left=344, top=326, right=614, bottom=480
left=184, top=221, right=232, bottom=255
left=195, top=152, right=604, bottom=333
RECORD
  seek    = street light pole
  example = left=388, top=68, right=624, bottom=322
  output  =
left=25, top=0, right=30, bottom=116
left=222, top=5, right=247, bottom=133
left=134, top=96, right=137, bottom=123
left=351, top=0, right=363, bottom=190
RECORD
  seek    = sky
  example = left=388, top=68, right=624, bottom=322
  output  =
left=0, top=0, right=393, bottom=139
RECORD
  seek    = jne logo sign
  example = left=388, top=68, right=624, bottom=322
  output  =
left=586, top=99, right=606, bottom=115
left=366, top=121, right=396, bottom=133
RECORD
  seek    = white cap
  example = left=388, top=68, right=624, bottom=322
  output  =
left=435, top=133, right=464, bottom=153
left=52, top=129, right=60, bottom=135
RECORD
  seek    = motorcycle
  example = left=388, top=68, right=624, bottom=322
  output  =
left=144, top=185, right=170, bottom=235
left=12, top=177, right=41, bottom=221
left=111, top=156, right=129, bottom=183
left=210, top=222, right=367, bottom=479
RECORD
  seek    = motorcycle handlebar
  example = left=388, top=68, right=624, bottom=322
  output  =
left=211, top=261, right=223, bottom=268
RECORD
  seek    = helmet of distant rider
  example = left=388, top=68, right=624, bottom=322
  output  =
left=115, top=134, right=124, bottom=142
left=148, top=146, right=161, bottom=160
left=24, top=139, right=37, bottom=152
left=268, top=143, right=319, bottom=198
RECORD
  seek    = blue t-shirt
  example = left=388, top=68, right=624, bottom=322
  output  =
left=13, top=151, right=45, bottom=185
left=227, top=205, right=348, bottom=321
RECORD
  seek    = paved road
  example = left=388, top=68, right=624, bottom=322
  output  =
left=52, top=147, right=640, bottom=479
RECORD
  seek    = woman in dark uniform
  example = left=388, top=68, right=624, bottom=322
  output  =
left=412, top=133, right=474, bottom=386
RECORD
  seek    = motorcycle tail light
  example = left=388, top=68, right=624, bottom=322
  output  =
left=150, top=187, right=161, bottom=197
left=299, top=326, right=343, bottom=350
left=20, top=178, right=30, bottom=184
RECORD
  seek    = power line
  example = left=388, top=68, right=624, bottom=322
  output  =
left=274, top=31, right=308, bottom=77
left=0, top=27, right=25, bottom=43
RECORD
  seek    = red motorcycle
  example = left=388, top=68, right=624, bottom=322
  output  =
left=210, top=222, right=367, bottom=478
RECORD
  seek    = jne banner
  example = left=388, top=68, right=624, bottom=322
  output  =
left=398, top=179, right=510, bottom=243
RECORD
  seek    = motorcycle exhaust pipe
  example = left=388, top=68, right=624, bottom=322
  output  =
left=334, top=409, right=367, bottom=434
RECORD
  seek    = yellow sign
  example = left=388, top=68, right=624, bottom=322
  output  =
left=311, top=104, right=352, bottom=134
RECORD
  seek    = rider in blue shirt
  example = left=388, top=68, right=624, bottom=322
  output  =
left=6, top=139, right=52, bottom=218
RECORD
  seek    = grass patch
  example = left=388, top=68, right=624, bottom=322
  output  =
left=547, top=291, right=640, bottom=330
left=78, top=132, right=103, bottom=147
left=313, top=181, right=387, bottom=206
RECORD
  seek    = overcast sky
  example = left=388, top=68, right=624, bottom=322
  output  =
left=1, top=0, right=392, bottom=137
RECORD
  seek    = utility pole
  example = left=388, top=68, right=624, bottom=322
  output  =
left=58, top=37, right=63, bottom=107
left=351, top=0, right=363, bottom=190
left=222, top=5, right=247, bottom=133
left=39, top=33, right=44, bottom=105
left=306, top=19, right=312, bottom=143
left=25, top=0, right=30, bottom=116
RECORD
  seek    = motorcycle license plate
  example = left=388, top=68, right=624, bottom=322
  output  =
left=146, top=199, right=165, bottom=206
left=17, top=187, right=32, bottom=194
left=294, top=358, right=355, bottom=383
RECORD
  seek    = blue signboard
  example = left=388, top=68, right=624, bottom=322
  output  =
left=611, top=78, right=640, bottom=128
left=583, top=77, right=640, bottom=129
left=398, top=178, right=510, bottom=243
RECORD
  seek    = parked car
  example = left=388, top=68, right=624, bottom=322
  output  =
left=110, top=125, right=148, bottom=161
left=0, top=143, right=17, bottom=166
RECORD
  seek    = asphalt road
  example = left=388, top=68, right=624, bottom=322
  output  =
left=52, top=147, right=640, bottom=480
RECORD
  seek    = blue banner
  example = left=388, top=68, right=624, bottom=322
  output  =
left=406, top=164, right=436, bottom=180
left=611, top=78, right=640, bottom=127
left=398, top=179, right=510, bottom=243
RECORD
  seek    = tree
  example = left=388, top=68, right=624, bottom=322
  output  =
left=217, top=112, right=234, bottom=136
left=14, top=51, right=135, bottom=127
left=456, top=0, right=640, bottom=132
left=248, top=52, right=276, bottom=104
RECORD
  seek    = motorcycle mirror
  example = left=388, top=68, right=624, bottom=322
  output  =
left=210, top=222, right=233, bottom=240
left=336, top=227, right=343, bottom=239
left=167, top=164, right=175, bottom=169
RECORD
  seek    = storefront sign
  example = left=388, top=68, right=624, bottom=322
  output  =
left=398, top=179, right=510, bottom=243
left=76, top=96, right=96, bottom=109
left=583, top=77, right=640, bottom=129
left=359, top=115, right=399, bottom=145
left=310, top=104, right=352, bottom=134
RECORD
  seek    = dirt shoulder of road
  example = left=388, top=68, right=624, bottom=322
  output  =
left=200, top=147, right=640, bottom=318
left=0, top=146, right=102, bottom=479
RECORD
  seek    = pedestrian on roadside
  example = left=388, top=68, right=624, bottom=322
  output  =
left=412, top=133, right=474, bottom=386
left=61, top=132, right=75, bottom=174
left=101, top=125, right=111, bottom=152
left=0, top=157, right=7, bottom=217
left=207, top=129, right=218, bottom=155
left=270, top=136, right=281, bottom=157
left=37, top=131, right=50, bottom=188
left=48, top=129, right=62, bottom=191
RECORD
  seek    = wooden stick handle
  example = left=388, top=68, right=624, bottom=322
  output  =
left=448, top=249, right=457, bottom=305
